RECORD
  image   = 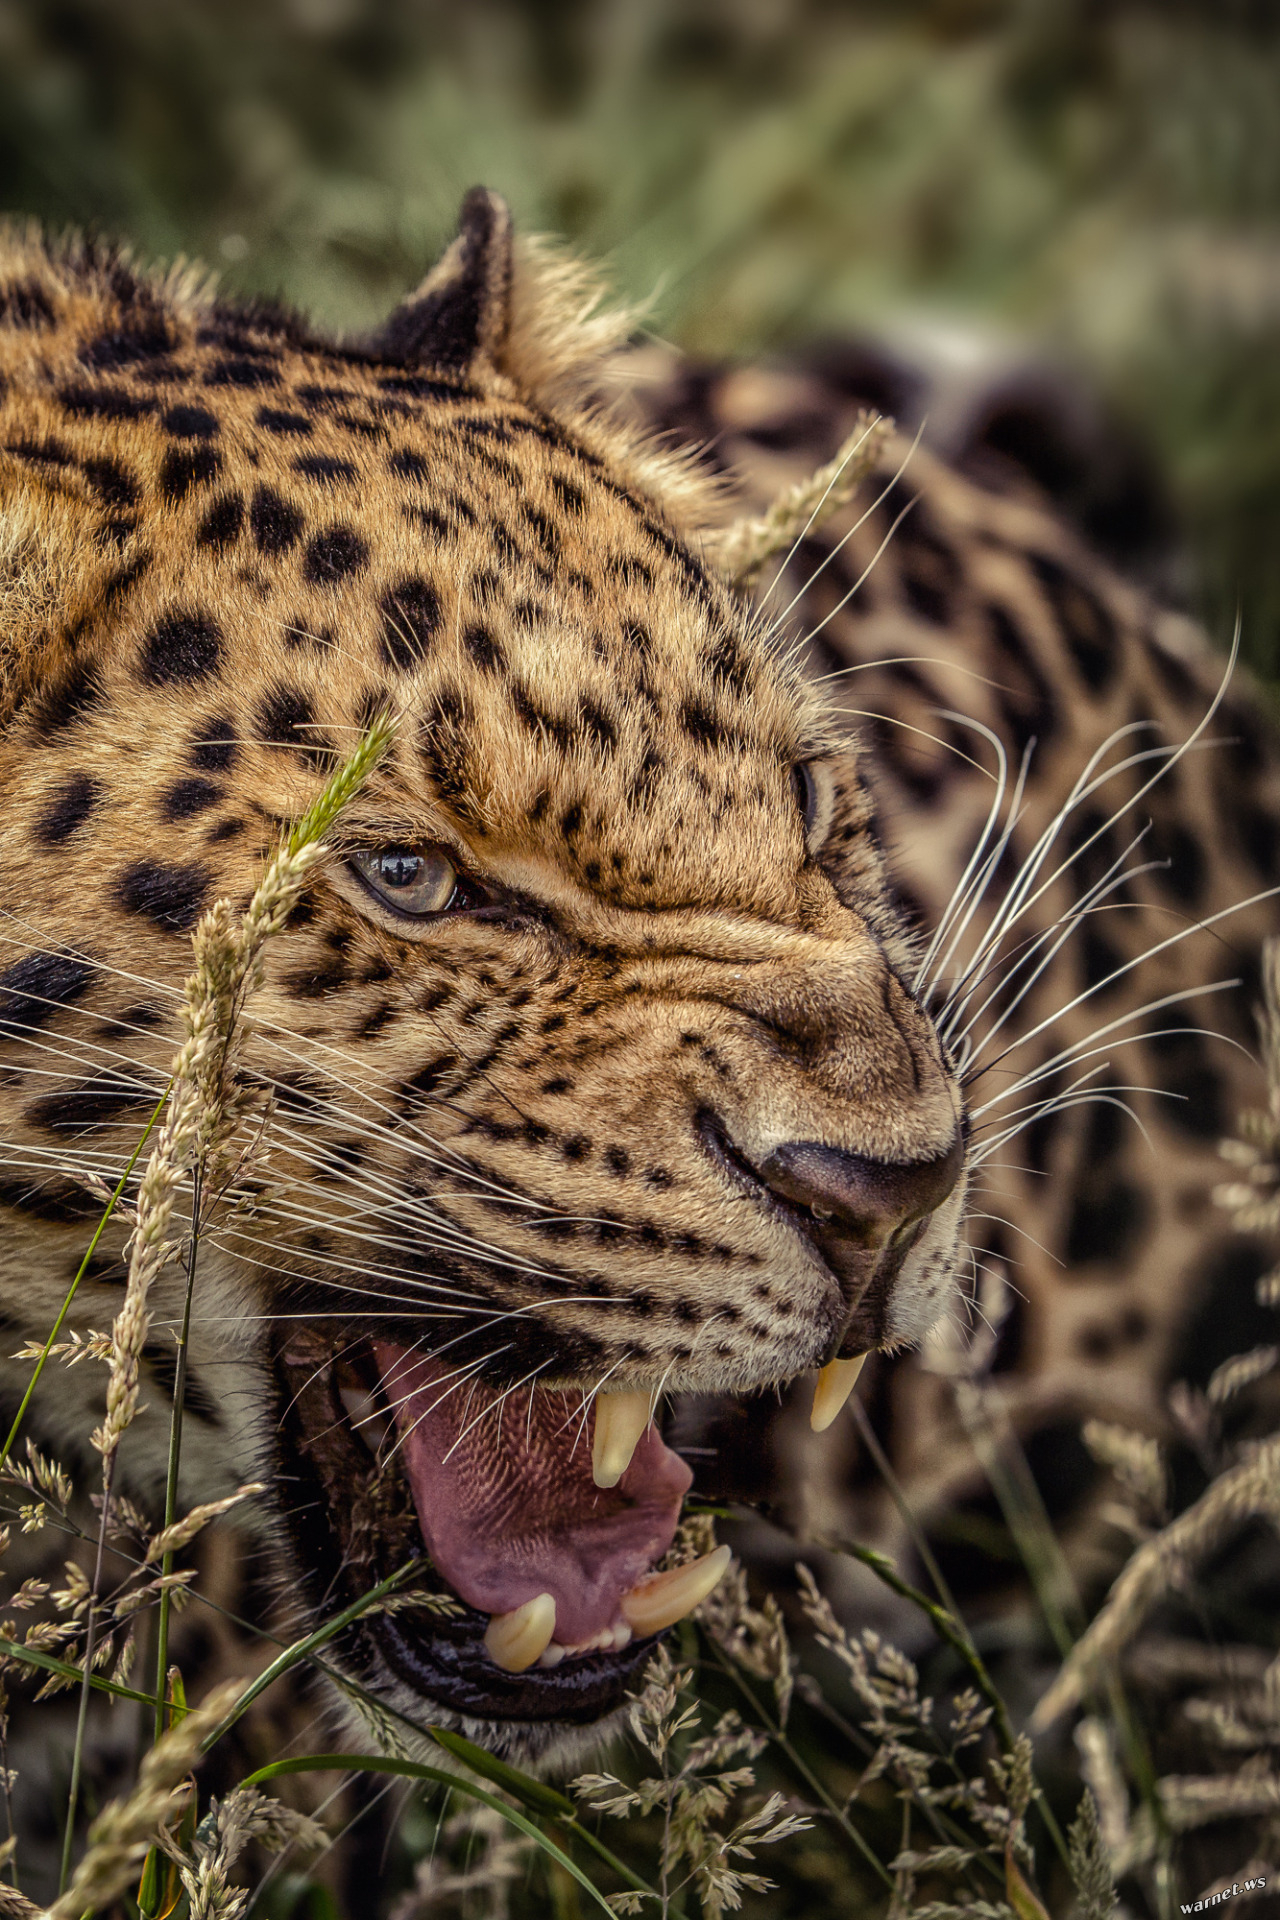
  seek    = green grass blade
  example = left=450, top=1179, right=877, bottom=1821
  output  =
left=423, top=1725, right=576, bottom=1819
left=0, top=1083, right=170, bottom=1474
left=0, top=1634, right=161, bottom=1711
left=240, top=1755, right=615, bottom=1917
left=197, top=1562, right=421, bottom=1754
left=286, top=709, right=395, bottom=855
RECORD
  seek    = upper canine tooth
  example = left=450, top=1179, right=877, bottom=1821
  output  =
left=592, top=1388, right=653, bottom=1489
left=620, top=1545, right=732, bottom=1636
left=810, top=1353, right=868, bottom=1433
left=483, top=1593, right=557, bottom=1672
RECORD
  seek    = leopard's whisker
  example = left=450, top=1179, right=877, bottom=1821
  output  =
left=440, top=1358, right=556, bottom=1465
left=794, top=492, right=921, bottom=653
left=971, top=1086, right=1161, bottom=1168
left=930, top=633, right=1241, bottom=1022
left=768, top=419, right=927, bottom=631
left=912, top=722, right=1017, bottom=994
left=748, top=412, right=885, bottom=614
left=970, top=982, right=1245, bottom=1112
left=939, top=849, right=1165, bottom=1053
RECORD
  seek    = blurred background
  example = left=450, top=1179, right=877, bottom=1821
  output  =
left=1, top=0, right=1278, bottom=677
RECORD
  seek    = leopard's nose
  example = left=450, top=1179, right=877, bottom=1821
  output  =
left=757, top=1135, right=964, bottom=1248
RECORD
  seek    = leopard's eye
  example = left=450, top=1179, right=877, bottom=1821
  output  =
left=350, top=848, right=461, bottom=918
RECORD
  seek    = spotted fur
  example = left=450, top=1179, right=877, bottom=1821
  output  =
left=0, top=189, right=1276, bottom=1813
left=0, top=194, right=971, bottom=1779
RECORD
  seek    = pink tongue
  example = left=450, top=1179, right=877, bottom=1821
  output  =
left=374, top=1345, right=692, bottom=1647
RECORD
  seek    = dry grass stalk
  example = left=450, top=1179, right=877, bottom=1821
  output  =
left=701, top=411, right=891, bottom=590
left=46, top=1677, right=245, bottom=1920
left=162, top=1785, right=325, bottom=1920
left=142, top=1486, right=263, bottom=1565
left=1032, top=1433, right=1280, bottom=1730
left=572, top=1640, right=810, bottom=1919
left=93, top=710, right=394, bottom=1479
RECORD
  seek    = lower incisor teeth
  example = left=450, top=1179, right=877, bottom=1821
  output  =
left=592, top=1388, right=653, bottom=1488
left=483, top=1593, right=557, bottom=1673
left=620, top=1545, right=732, bottom=1636
left=809, top=1353, right=868, bottom=1433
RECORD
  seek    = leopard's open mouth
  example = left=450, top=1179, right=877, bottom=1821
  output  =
left=269, top=1331, right=727, bottom=1727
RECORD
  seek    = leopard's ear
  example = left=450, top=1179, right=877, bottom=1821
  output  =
left=374, top=187, right=513, bottom=374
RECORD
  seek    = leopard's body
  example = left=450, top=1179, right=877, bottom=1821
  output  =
left=0, top=190, right=1277, bottom=1897
left=627, top=347, right=1280, bottom=1589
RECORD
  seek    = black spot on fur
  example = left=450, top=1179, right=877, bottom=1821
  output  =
left=162, top=404, right=219, bottom=440
left=0, top=280, right=55, bottom=328
left=1029, top=553, right=1117, bottom=694
left=357, top=1001, right=398, bottom=1040
left=303, top=525, right=368, bottom=585
left=188, top=716, right=239, bottom=772
left=292, top=454, right=357, bottom=485
left=58, top=382, right=154, bottom=421
left=703, top=632, right=752, bottom=697
left=204, top=357, right=280, bottom=390
left=196, top=491, right=245, bottom=549
left=0, top=1176, right=98, bottom=1223
left=551, top=474, right=585, bottom=515
left=250, top=486, right=304, bottom=555
left=388, top=449, right=430, bottom=480
left=380, top=578, right=441, bottom=669
left=27, top=1074, right=156, bottom=1136
left=80, top=311, right=173, bottom=369
left=161, top=778, right=222, bottom=821
left=103, top=551, right=151, bottom=609
left=1065, top=1170, right=1150, bottom=1268
left=512, top=686, right=575, bottom=754
left=377, top=372, right=472, bottom=401
left=579, top=699, right=616, bottom=753
left=80, top=455, right=138, bottom=509
left=115, top=860, right=211, bottom=931
left=205, top=816, right=244, bottom=844
left=463, top=623, right=504, bottom=673
left=5, top=432, right=72, bottom=473
left=257, top=408, right=313, bottom=436
left=0, top=953, right=93, bottom=1033
left=283, top=957, right=351, bottom=998
left=258, top=684, right=319, bottom=757
left=36, top=773, right=101, bottom=844
left=419, top=689, right=473, bottom=806
left=681, top=699, right=720, bottom=748
left=398, top=1057, right=458, bottom=1106
left=141, top=610, right=222, bottom=685
left=31, top=660, right=107, bottom=739
left=159, top=446, right=222, bottom=500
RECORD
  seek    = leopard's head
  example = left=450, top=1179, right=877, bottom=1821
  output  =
left=0, top=191, right=966, bottom=1759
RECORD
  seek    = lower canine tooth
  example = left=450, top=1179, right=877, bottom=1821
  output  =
left=483, top=1593, right=557, bottom=1673
left=620, top=1545, right=732, bottom=1636
left=592, top=1388, right=653, bottom=1489
left=810, top=1353, right=868, bottom=1433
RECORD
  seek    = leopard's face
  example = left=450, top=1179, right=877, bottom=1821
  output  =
left=0, top=193, right=966, bottom=1757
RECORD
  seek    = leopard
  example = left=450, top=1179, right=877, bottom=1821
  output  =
left=0, top=183, right=1277, bottom=1868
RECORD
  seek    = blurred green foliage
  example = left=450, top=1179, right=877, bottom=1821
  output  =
left=2, top=0, right=1279, bottom=672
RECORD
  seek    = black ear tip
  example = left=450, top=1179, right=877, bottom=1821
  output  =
left=374, top=185, right=514, bottom=374
left=459, top=185, right=511, bottom=234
